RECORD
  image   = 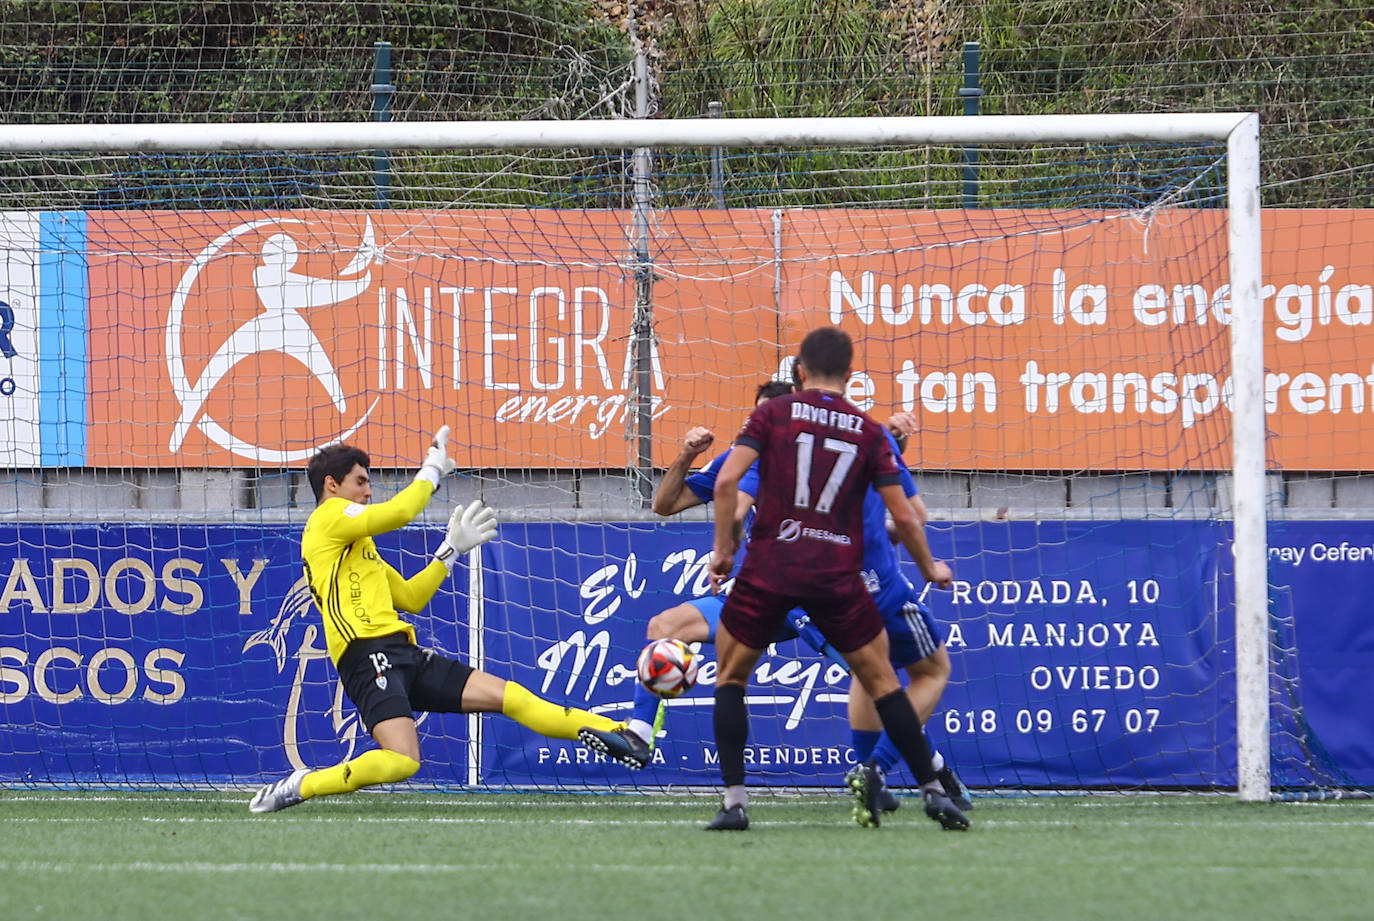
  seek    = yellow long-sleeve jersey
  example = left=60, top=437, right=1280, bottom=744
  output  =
left=301, top=477, right=450, bottom=665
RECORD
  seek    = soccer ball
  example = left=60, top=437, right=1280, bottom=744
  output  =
left=636, top=638, right=701, bottom=699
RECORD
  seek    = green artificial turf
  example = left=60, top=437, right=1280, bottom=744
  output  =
left=1, top=790, right=1370, bottom=921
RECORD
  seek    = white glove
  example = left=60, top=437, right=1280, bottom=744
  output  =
left=434, top=499, right=498, bottom=566
left=416, top=425, right=457, bottom=487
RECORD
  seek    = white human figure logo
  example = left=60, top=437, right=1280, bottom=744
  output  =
left=168, top=218, right=378, bottom=454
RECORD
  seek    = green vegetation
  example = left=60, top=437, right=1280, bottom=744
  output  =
left=964, top=0, right=1374, bottom=206
left=0, top=1, right=626, bottom=120
left=0, top=1, right=1368, bottom=207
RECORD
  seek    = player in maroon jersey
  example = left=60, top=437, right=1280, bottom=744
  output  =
left=704, top=326, right=967, bottom=831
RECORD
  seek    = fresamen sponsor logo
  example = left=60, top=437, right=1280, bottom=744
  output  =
left=801, top=526, right=851, bottom=546
left=776, top=518, right=851, bottom=546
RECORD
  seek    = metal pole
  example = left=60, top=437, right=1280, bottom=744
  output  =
left=709, top=101, right=726, bottom=207
left=7, top=114, right=1258, bottom=153
left=959, top=41, right=982, bottom=208
left=1227, top=113, right=1269, bottom=802
left=372, top=41, right=394, bottom=208
left=629, top=14, right=655, bottom=507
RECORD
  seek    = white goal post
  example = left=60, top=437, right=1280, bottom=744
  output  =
left=0, top=113, right=1267, bottom=800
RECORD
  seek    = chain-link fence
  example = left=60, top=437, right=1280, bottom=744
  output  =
left=2, top=1, right=1369, bottom=207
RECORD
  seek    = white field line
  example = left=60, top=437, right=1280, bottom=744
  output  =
left=0, top=860, right=705, bottom=874
left=2, top=815, right=1372, bottom=829
left=0, top=794, right=762, bottom=806
left=0, top=860, right=1368, bottom=877
left=0, top=793, right=1304, bottom=806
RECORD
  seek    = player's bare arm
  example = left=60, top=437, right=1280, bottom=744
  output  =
left=652, top=425, right=716, bottom=516
left=886, top=411, right=918, bottom=454
left=885, top=493, right=929, bottom=543
left=709, top=443, right=759, bottom=590
left=885, top=414, right=929, bottom=536
left=878, top=482, right=952, bottom=588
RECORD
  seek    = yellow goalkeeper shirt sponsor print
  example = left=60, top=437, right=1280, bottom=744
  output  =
left=301, top=478, right=449, bottom=665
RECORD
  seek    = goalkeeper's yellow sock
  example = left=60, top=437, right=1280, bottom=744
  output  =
left=501, top=680, right=619, bottom=739
left=300, top=748, right=420, bottom=799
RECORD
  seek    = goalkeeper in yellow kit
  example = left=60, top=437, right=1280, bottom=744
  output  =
left=249, top=426, right=647, bottom=813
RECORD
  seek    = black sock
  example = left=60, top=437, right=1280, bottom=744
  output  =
left=713, top=684, right=748, bottom=788
left=873, top=690, right=937, bottom=785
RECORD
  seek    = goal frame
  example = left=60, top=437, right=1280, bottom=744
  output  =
left=0, top=113, right=1267, bottom=800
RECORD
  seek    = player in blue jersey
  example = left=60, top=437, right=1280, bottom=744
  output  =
left=579, top=380, right=844, bottom=763
left=845, top=411, right=973, bottom=817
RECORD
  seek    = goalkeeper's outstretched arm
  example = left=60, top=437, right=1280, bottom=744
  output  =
left=313, top=426, right=458, bottom=542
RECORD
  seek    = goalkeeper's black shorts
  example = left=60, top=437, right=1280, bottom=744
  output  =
left=336, top=633, right=474, bottom=732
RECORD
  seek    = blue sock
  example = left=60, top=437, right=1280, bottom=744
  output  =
left=872, top=729, right=942, bottom=773
left=851, top=729, right=882, bottom=763
left=871, top=732, right=902, bottom=772
left=631, top=679, right=662, bottom=728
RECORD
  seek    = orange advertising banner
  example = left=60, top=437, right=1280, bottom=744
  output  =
left=85, top=210, right=780, bottom=469
left=778, top=209, right=1374, bottom=470
left=84, top=208, right=1374, bottom=470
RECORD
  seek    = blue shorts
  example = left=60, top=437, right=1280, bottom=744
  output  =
left=686, top=595, right=725, bottom=642
left=882, top=595, right=946, bottom=669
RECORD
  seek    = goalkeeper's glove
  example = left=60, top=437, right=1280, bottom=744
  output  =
left=434, top=499, right=499, bottom=567
left=416, top=425, right=457, bottom=488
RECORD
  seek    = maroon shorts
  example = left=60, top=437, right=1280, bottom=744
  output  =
left=720, top=568, right=885, bottom=654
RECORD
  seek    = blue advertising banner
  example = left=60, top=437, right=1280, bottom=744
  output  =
left=0, top=523, right=474, bottom=786
left=482, top=518, right=1241, bottom=790
left=1, top=519, right=1370, bottom=789
left=482, top=521, right=858, bottom=789
left=1265, top=522, right=1374, bottom=788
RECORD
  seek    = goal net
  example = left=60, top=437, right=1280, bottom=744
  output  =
left=0, top=115, right=1366, bottom=800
